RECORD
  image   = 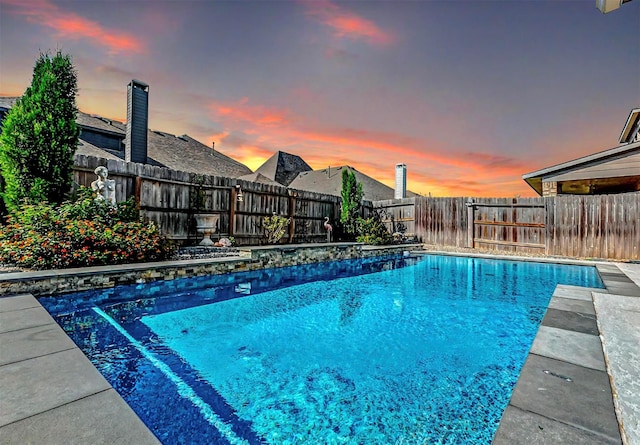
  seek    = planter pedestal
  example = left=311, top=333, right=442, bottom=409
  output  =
left=194, top=214, right=220, bottom=246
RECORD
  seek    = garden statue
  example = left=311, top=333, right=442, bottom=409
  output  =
left=91, top=166, right=116, bottom=205
left=324, top=216, right=333, bottom=242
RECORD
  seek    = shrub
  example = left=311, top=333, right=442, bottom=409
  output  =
left=262, top=213, right=290, bottom=244
left=340, top=169, right=363, bottom=239
left=0, top=51, right=79, bottom=212
left=356, top=213, right=392, bottom=245
left=61, top=187, right=139, bottom=223
left=0, top=188, right=174, bottom=270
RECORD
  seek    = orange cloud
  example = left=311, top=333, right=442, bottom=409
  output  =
left=303, top=0, right=395, bottom=47
left=1, top=0, right=144, bottom=54
left=227, top=144, right=276, bottom=172
left=207, top=97, right=534, bottom=197
left=289, top=127, right=528, bottom=177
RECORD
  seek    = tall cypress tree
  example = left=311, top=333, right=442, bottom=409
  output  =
left=340, top=168, right=363, bottom=238
left=0, top=51, right=79, bottom=212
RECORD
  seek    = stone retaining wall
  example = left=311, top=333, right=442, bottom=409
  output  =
left=0, top=243, right=422, bottom=296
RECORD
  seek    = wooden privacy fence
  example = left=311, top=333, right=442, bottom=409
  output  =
left=467, top=198, right=546, bottom=253
left=546, top=193, right=639, bottom=260
left=73, top=155, right=638, bottom=259
left=73, top=155, right=340, bottom=246
left=373, top=193, right=640, bottom=260
left=371, top=198, right=417, bottom=235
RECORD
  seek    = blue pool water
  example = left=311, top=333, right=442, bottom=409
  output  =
left=41, top=255, right=603, bottom=445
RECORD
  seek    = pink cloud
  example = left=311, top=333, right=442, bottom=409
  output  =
left=1, top=0, right=144, bottom=54
left=208, top=98, right=291, bottom=128
left=303, top=0, right=395, bottom=47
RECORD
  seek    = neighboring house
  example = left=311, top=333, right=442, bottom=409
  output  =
left=254, top=151, right=313, bottom=186
left=597, top=0, right=634, bottom=13
left=1, top=84, right=421, bottom=198
left=0, top=83, right=251, bottom=179
left=255, top=151, right=420, bottom=201
left=289, top=165, right=418, bottom=201
left=523, top=109, right=640, bottom=196
left=236, top=171, right=282, bottom=186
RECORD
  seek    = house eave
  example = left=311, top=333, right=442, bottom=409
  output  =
left=523, top=141, right=640, bottom=180
left=78, top=123, right=125, bottom=138
left=522, top=141, right=640, bottom=196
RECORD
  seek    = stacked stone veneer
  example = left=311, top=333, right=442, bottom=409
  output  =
left=0, top=243, right=422, bottom=297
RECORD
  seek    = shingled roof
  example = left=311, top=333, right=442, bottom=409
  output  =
left=143, top=132, right=251, bottom=178
left=0, top=97, right=252, bottom=178
left=289, top=165, right=415, bottom=201
left=236, top=172, right=282, bottom=186
left=0, top=97, right=18, bottom=110
left=255, top=151, right=312, bottom=186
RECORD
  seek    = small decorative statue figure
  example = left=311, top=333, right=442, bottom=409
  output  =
left=324, top=216, right=333, bottom=243
left=91, top=166, right=116, bottom=205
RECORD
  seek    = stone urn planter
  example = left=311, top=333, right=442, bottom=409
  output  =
left=193, top=214, right=220, bottom=246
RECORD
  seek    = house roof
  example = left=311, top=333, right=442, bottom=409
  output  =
left=255, top=151, right=312, bottom=186
left=236, top=171, right=282, bottom=186
left=77, top=113, right=126, bottom=136
left=1, top=97, right=252, bottom=178
left=75, top=139, right=122, bottom=161
left=0, top=97, right=18, bottom=110
left=142, top=132, right=251, bottom=178
left=522, top=141, right=640, bottom=195
left=289, top=165, right=417, bottom=201
left=619, top=108, right=640, bottom=144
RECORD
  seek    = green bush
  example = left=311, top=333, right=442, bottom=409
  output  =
left=0, top=188, right=174, bottom=270
left=61, top=187, right=139, bottom=223
left=340, top=169, right=363, bottom=239
left=0, top=51, right=79, bottom=212
left=262, top=213, right=290, bottom=244
left=356, top=213, right=392, bottom=245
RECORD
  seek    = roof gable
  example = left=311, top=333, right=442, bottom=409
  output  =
left=619, top=108, right=640, bottom=144
left=289, top=165, right=402, bottom=201
left=236, top=172, right=282, bottom=186
left=255, top=151, right=312, bottom=186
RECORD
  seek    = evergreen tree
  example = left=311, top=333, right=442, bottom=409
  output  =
left=340, top=168, right=363, bottom=237
left=0, top=51, right=79, bottom=212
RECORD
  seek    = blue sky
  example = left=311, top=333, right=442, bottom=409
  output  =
left=1, top=0, right=638, bottom=196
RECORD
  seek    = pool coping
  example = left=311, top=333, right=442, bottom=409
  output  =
left=0, top=250, right=638, bottom=444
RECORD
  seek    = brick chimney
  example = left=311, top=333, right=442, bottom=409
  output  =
left=125, top=79, right=149, bottom=163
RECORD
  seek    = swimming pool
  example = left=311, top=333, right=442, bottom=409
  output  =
left=41, top=254, right=603, bottom=444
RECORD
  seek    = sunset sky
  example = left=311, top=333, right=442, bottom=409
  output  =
left=1, top=0, right=638, bottom=197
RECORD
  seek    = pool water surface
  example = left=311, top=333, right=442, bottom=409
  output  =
left=41, top=254, right=603, bottom=445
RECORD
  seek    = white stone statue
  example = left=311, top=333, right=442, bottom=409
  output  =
left=91, top=166, right=116, bottom=205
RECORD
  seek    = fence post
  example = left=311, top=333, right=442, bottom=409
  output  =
left=288, top=191, right=296, bottom=243
left=134, top=176, right=142, bottom=208
left=466, top=200, right=475, bottom=248
left=229, top=186, right=236, bottom=237
left=544, top=196, right=552, bottom=256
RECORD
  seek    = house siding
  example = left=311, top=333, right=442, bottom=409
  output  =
left=79, top=127, right=123, bottom=152
left=544, top=151, right=640, bottom=182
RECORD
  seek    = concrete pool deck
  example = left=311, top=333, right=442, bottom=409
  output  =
left=0, top=293, right=161, bottom=444
left=0, top=253, right=638, bottom=444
